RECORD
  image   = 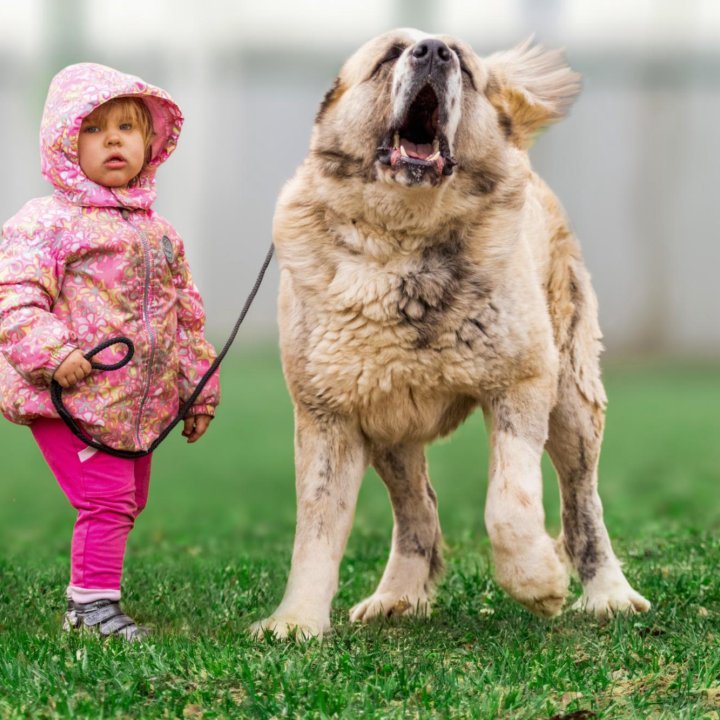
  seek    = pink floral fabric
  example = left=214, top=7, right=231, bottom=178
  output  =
left=0, top=63, right=219, bottom=452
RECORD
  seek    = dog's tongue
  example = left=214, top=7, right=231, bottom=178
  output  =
left=400, top=138, right=433, bottom=159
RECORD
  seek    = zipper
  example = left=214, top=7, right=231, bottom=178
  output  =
left=121, top=208, right=157, bottom=448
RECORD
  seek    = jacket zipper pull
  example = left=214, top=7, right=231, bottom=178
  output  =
left=120, top=208, right=130, bottom=221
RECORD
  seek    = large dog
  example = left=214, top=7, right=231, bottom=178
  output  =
left=252, top=29, right=650, bottom=638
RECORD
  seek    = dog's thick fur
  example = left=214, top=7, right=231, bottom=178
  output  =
left=252, top=29, right=650, bottom=638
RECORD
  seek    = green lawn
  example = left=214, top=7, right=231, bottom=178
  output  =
left=0, top=350, right=718, bottom=719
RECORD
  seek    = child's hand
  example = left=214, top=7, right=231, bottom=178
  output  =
left=53, top=349, right=92, bottom=388
left=182, top=414, right=213, bottom=443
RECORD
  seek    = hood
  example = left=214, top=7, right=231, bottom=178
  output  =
left=40, top=63, right=184, bottom=210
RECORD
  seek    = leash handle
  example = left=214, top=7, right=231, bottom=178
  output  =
left=50, top=243, right=275, bottom=459
left=84, top=336, right=135, bottom=371
left=50, top=337, right=146, bottom=459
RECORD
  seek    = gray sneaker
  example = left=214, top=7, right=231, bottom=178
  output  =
left=63, top=598, right=151, bottom=642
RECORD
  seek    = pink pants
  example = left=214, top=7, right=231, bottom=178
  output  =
left=31, top=418, right=152, bottom=602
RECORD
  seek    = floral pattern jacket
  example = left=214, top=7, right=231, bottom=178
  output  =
left=0, top=63, right=219, bottom=452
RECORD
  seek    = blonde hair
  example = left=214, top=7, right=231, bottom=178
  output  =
left=82, top=97, right=155, bottom=165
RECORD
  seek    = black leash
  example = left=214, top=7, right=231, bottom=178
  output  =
left=50, top=243, right=275, bottom=459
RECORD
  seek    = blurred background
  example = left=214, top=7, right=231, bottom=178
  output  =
left=0, top=1, right=718, bottom=559
left=2, top=0, right=720, bottom=356
left=0, top=8, right=717, bottom=714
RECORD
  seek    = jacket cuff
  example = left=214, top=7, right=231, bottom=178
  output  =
left=184, top=404, right=216, bottom=418
left=39, top=342, right=79, bottom=385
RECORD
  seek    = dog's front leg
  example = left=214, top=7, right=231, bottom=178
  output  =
left=250, top=407, right=367, bottom=639
left=484, top=377, right=570, bottom=617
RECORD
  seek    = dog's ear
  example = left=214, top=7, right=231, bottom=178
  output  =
left=485, top=38, right=581, bottom=149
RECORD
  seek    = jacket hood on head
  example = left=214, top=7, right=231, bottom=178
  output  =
left=40, top=63, right=183, bottom=210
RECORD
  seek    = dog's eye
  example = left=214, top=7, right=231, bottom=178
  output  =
left=371, top=44, right=405, bottom=78
left=454, top=49, right=477, bottom=89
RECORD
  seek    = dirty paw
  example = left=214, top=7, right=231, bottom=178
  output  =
left=249, top=615, right=327, bottom=640
left=573, top=579, right=651, bottom=618
left=349, top=592, right=431, bottom=623
left=494, top=536, right=570, bottom=618
left=518, top=592, right=567, bottom=618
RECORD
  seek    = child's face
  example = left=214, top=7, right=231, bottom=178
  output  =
left=78, top=104, right=147, bottom=188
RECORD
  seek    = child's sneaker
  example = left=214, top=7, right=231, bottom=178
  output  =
left=63, top=598, right=151, bottom=642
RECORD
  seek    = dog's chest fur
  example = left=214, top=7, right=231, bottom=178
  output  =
left=283, top=221, right=543, bottom=443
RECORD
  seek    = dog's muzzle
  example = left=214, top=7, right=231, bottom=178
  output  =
left=377, top=38, right=459, bottom=186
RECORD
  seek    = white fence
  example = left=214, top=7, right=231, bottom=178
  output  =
left=1, top=2, right=719, bottom=356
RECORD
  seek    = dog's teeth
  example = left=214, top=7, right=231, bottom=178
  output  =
left=427, top=151, right=440, bottom=161
left=393, top=132, right=400, bottom=149
left=400, top=145, right=408, bottom=157
left=432, top=139, right=440, bottom=152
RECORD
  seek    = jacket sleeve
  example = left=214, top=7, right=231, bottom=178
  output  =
left=170, top=232, right=220, bottom=416
left=0, top=221, right=78, bottom=386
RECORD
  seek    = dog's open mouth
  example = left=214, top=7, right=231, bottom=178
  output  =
left=377, top=84, right=456, bottom=182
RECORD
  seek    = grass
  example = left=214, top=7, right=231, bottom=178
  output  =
left=0, top=349, right=719, bottom=719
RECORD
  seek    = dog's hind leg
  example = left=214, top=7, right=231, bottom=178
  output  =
left=545, top=258, right=650, bottom=618
left=546, top=370, right=651, bottom=618
left=250, top=407, right=368, bottom=639
left=349, top=443, right=442, bottom=623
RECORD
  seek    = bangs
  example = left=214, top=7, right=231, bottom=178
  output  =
left=84, top=97, right=155, bottom=158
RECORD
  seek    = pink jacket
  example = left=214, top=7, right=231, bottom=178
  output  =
left=0, top=63, right=219, bottom=452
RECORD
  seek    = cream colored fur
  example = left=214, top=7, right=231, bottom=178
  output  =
left=250, top=29, right=649, bottom=640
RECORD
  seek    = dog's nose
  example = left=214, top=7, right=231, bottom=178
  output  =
left=411, top=39, right=452, bottom=66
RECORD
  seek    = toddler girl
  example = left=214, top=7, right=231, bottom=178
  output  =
left=0, top=64, right=219, bottom=641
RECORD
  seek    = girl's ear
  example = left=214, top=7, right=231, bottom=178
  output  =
left=485, top=38, right=581, bottom=150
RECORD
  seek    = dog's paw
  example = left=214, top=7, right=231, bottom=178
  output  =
left=494, top=535, right=570, bottom=618
left=573, top=574, right=651, bottom=618
left=249, top=615, right=327, bottom=641
left=519, top=591, right=567, bottom=618
left=349, top=592, right=431, bottom=623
